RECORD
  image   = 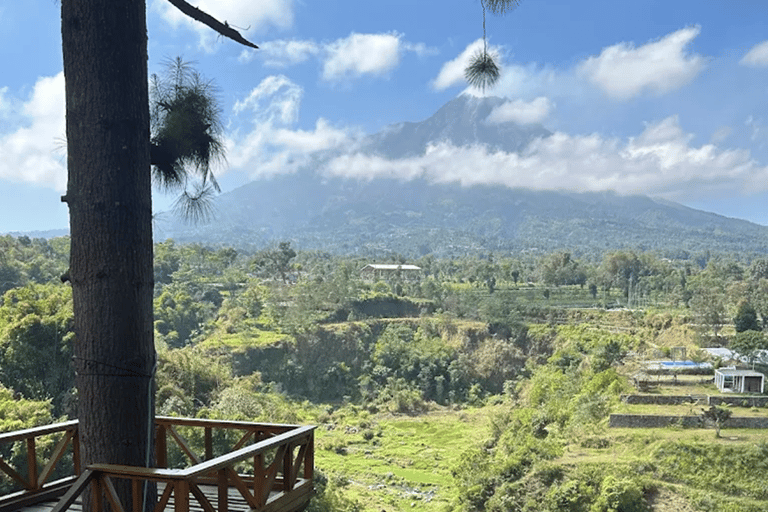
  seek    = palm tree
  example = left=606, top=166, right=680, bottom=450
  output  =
left=150, top=57, right=225, bottom=223
left=465, top=0, right=522, bottom=92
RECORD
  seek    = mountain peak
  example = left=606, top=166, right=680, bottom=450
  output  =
left=362, top=95, right=550, bottom=158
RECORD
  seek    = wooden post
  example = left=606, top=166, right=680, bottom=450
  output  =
left=91, top=476, right=103, bottom=512
left=205, top=427, right=213, bottom=461
left=283, top=443, right=293, bottom=492
left=72, top=427, right=81, bottom=475
left=131, top=478, right=141, bottom=512
left=304, top=432, right=314, bottom=481
left=217, top=468, right=228, bottom=512
left=174, top=481, right=189, bottom=512
left=156, top=424, right=167, bottom=468
left=26, top=437, right=37, bottom=490
left=254, top=452, right=265, bottom=505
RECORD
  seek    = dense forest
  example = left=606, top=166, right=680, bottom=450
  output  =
left=3, top=234, right=768, bottom=511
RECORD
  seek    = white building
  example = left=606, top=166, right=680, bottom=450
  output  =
left=360, top=264, right=421, bottom=281
left=714, top=367, right=764, bottom=394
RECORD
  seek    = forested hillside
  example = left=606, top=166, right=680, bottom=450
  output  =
left=3, top=234, right=768, bottom=510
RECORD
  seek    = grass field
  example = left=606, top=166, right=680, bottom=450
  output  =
left=314, top=406, right=491, bottom=511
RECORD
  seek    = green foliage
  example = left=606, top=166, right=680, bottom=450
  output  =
left=150, top=58, right=224, bottom=222
left=729, top=330, right=767, bottom=366
left=155, top=345, right=233, bottom=415
left=700, top=406, right=733, bottom=438
left=653, top=440, right=768, bottom=500
left=591, top=475, right=649, bottom=512
left=0, top=385, right=54, bottom=495
left=0, top=384, right=52, bottom=433
left=0, top=283, right=74, bottom=416
left=539, top=251, right=587, bottom=287
left=205, top=379, right=304, bottom=424
left=251, top=241, right=297, bottom=284
left=734, top=300, right=760, bottom=333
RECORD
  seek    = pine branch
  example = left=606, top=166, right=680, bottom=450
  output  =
left=165, top=0, right=259, bottom=49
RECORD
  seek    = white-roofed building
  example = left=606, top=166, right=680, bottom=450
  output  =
left=360, top=264, right=422, bottom=281
left=714, top=367, right=764, bottom=394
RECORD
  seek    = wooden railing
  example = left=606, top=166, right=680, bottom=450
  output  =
left=0, top=420, right=80, bottom=511
left=0, top=417, right=315, bottom=512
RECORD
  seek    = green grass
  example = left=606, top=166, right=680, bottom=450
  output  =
left=314, top=406, right=492, bottom=511
left=615, top=402, right=768, bottom=417
left=198, top=328, right=289, bottom=350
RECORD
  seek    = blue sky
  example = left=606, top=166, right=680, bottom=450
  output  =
left=1, top=0, right=768, bottom=233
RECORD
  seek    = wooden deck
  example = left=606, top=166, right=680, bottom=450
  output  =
left=14, top=480, right=313, bottom=512
left=0, top=417, right=316, bottom=512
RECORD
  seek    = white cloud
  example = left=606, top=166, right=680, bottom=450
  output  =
left=233, top=74, right=302, bottom=124
left=321, top=32, right=402, bottom=81
left=0, top=73, right=66, bottom=190
left=244, top=39, right=320, bottom=66
left=431, top=39, right=486, bottom=91
left=155, top=0, right=294, bottom=51
left=238, top=32, right=434, bottom=82
left=0, top=86, right=8, bottom=116
left=741, top=41, right=768, bottom=67
left=228, top=76, right=359, bottom=178
left=322, top=116, right=768, bottom=199
left=486, top=97, right=554, bottom=125
left=578, top=26, right=706, bottom=99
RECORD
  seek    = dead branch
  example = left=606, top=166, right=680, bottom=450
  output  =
left=165, top=0, right=259, bottom=49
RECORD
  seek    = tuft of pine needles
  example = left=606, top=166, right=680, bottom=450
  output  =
left=150, top=57, right=224, bottom=224
left=465, top=50, right=501, bottom=92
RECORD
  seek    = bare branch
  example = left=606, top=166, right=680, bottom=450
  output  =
left=165, top=0, right=259, bottom=49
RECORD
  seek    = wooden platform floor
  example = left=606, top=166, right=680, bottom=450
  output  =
left=14, top=480, right=311, bottom=512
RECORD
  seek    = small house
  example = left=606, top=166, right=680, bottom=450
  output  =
left=714, top=367, right=765, bottom=394
left=360, top=264, right=421, bottom=281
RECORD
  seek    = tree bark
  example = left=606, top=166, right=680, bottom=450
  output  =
left=61, top=0, right=155, bottom=510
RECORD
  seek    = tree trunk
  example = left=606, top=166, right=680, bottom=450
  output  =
left=61, top=0, right=155, bottom=510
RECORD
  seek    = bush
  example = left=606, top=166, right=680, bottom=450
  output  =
left=591, top=475, right=648, bottom=512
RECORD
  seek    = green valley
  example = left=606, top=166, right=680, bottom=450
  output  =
left=2, top=234, right=768, bottom=510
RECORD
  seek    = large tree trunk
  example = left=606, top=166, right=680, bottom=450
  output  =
left=61, top=0, right=155, bottom=509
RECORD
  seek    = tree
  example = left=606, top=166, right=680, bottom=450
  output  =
left=701, top=405, right=732, bottom=438
left=688, top=274, right=727, bottom=340
left=60, top=0, right=256, bottom=509
left=465, top=0, right=522, bottom=91
left=61, top=3, right=156, bottom=509
left=253, top=241, right=298, bottom=284
left=734, top=300, right=760, bottom=333
left=0, top=284, right=74, bottom=416
left=730, top=330, right=767, bottom=368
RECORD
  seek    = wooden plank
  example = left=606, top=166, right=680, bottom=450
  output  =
left=13, top=481, right=308, bottom=512
left=167, top=427, right=201, bottom=466
left=50, top=470, right=94, bottom=512
left=216, top=469, right=227, bottom=512
left=71, top=428, right=80, bottom=476
left=101, top=476, right=125, bottom=512
left=156, top=424, right=168, bottom=469
left=282, top=443, right=293, bottom=492
left=0, top=456, right=31, bottom=489
left=230, top=430, right=254, bottom=451
left=174, top=480, right=188, bottom=512
left=38, top=430, right=75, bottom=488
left=0, top=421, right=79, bottom=445
left=204, top=428, right=213, bottom=461
left=131, top=479, right=141, bottom=512
left=27, top=438, right=38, bottom=489
left=303, top=434, right=314, bottom=481
left=184, top=427, right=314, bottom=479
left=188, top=483, right=215, bottom=512
left=224, top=468, right=260, bottom=510
left=153, top=482, right=174, bottom=512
